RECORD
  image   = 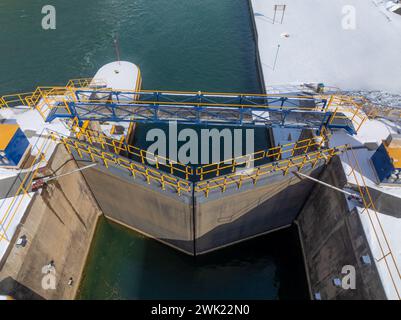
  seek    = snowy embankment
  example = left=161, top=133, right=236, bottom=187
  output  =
left=345, top=90, right=401, bottom=109
left=251, top=0, right=401, bottom=95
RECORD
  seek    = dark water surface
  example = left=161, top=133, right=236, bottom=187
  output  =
left=0, top=0, right=308, bottom=299
left=77, top=218, right=308, bottom=300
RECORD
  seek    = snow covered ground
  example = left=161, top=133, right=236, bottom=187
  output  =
left=0, top=193, right=34, bottom=261
left=251, top=0, right=401, bottom=94
left=330, top=117, right=401, bottom=299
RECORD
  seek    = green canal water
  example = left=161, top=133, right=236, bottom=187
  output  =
left=0, top=0, right=308, bottom=299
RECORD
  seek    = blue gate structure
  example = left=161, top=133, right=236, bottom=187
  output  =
left=43, top=89, right=356, bottom=134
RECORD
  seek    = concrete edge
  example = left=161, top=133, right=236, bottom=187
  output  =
left=72, top=214, right=101, bottom=300
left=103, top=215, right=193, bottom=256
left=293, top=220, right=313, bottom=300
left=197, top=224, right=292, bottom=256
left=247, top=0, right=266, bottom=94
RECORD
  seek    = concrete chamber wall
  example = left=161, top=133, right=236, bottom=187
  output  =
left=296, top=156, right=386, bottom=299
left=76, top=150, right=325, bottom=255
left=78, top=161, right=195, bottom=255
left=194, top=164, right=323, bottom=254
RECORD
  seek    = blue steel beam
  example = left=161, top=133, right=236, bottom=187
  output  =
left=45, top=90, right=356, bottom=134
left=46, top=101, right=356, bottom=134
left=73, top=89, right=326, bottom=110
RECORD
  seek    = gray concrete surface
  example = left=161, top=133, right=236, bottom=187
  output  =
left=0, top=145, right=102, bottom=300
left=296, top=156, right=387, bottom=300
left=194, top=164, right=323, bottom=254
left=76, top=147, right=326, bottom=255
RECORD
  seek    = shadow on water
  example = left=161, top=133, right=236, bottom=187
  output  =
left=77, top=217, right=308, bottom=300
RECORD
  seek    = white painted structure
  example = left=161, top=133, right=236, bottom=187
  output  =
left=92, top=61, right=140, bottom=91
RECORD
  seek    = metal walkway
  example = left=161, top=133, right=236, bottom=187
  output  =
left=41, top=88, right=357, bottom=134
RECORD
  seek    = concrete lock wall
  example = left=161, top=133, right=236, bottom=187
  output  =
left=194, top=164, right=324, bottom=254
left=73, top=149, right=325, bottom=255
left=77, top=160, right=195, bottom=255
left=296, top=156, right=387, bottom=300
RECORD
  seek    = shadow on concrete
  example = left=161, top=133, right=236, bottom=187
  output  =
left=254, top=12, right=274, bottom=24
left=52, top=180, right=88, bottom=230
left=194, top=168, right=320, bottom=254
left=0, top=277, right=45, bottom=300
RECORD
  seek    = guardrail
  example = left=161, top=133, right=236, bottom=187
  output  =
left=1, top=84, right=370, bottom=134
left=73, top=125, right=327, bottom=181
left=0, top=131, right=52, bottom=243
left=195, top=137, right=326, bottom=180
left=74, top=126, right=194, bottom=180
left=195, top=145, right=348, bottom=197
left=50, top=131, right=193, bottom=196
left=325, top=95, right=367, bottom=132
left=66, top=78, right=107, bottom=88
left=344, top=147, right=401, bottom=299
left=49, top=129, right=345, bottom=197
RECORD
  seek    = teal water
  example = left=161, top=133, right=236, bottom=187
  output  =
left=77, top=218, right=308, bottom=300
left=1, top=0, right=308, bottom=299
left=0, top=0, right=260, bottom=94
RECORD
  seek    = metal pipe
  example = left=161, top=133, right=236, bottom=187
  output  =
left=43, top=163, right=97, bottom=183
left=293, top=171, right=355, bottom=197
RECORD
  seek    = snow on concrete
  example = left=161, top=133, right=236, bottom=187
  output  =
left=0, top=193, right=34, bottom=261
left=357, top=206, right=401, bottom=300
left=251, top=0, right=401, bottom=94
left=330, top=117, right=397, bottom=148
left=339, top=144, right=401, bottom=299
left=329, top=115, right=401, bottom=299
left=92, top=61, right=140, bottom=92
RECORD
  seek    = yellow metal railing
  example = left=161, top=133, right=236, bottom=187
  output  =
left=0, top=133, right=52, bottom=243
left=73, top=126, right=194, bottom=180
left=345, top=147, right=401, bottom=299
left=49, top=129, right=344, bottom=197
left=195, top=145, right=347, bottom=197
left=72, top=124, right=328, bottom=181
left=1, top=84, right=371, bottom=135
left=196, top=137, right=326, bottom=180
left=326, top=95, right=368, bottom=132
left=50, top=131, right=193, bottom=196
left=66, top=78, right=107, bottom=88
left=0, top=91, right=35, bottom=109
